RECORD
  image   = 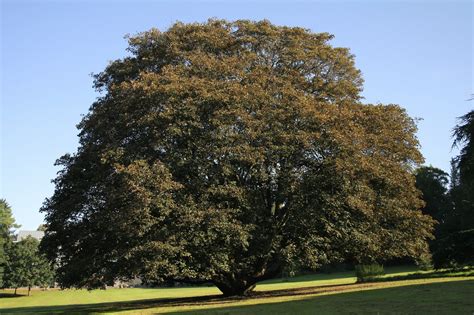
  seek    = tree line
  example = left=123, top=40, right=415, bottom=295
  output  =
left=416, top=110, right=474, bottom=268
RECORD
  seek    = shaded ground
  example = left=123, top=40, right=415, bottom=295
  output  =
left=169, top=280, right=474, bottom=315
left=0, top=267, right=473, bottom=314
left=0, top=278, right=473, bottom=314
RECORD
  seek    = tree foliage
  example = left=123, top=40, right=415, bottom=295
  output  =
left=415, top=166, right=452, bottom=266
left=41, top=20, right=434, bottom=295
left=453, top=110, right=474, bottom=185
left=433, top=110, right=474, bottom=267
left=4, top=237, right=55, bottom=295
left=0, top=199, right=19, bottom=287
left=415, top=166, right=450, bottom=224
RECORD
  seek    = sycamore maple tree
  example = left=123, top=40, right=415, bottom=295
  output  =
left=41, top=20, right=434, bottom=296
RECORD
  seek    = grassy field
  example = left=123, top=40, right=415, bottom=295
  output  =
left=0, top=266, right=472, bottom=314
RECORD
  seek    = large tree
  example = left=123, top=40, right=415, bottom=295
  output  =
left=41, top=20, right=434, bottom=296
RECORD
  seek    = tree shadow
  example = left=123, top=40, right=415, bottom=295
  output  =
left=371, top=266, right=474, bottom=282
left=0, top=294, right=220, bottom=314
left=0, top=283, right=361, bottom=314
left=0, top=279, right=472, bottom=314
left=260, top=271, right=355, bottom=285
left=169, top=280, right=474, bottom=314
left=0, top=293, right=25, bottom=298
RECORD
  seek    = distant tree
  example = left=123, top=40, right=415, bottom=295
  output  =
left=37, top=224, right=47, bottom=232
left=4, top=237, right=54, bottom=295
left=433, top=109, right=474, bottom=267
left=0, top=199, right=19, bottom=287
left=41, top=19, right=434, bottom=296
left=453, top=110, right=474, bottom=186
left=415, top=166, right=452, bottom=265
left=34, top=256, right=56, bottom=290
left=415, top=166, right=450, bottom=223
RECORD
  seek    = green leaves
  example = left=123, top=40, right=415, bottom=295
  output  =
left=4, top=237, right=54, bottom=293
left=0, top=199, right=19, bottom=287
left=431, top=110, right=474, bottom=267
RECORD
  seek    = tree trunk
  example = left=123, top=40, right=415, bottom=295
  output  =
left=28, top=286, right=31, bottom=296
left=14, top=287, right=17, bottom=295
left=213, top=261, right=283, bottom=296
left=213, top=279, right=257, bottom=296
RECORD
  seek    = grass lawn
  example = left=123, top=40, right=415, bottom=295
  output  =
left=0, top=266, right=472, bottom=314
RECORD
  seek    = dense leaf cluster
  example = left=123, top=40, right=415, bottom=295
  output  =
left=0, top=199, right=18, bottom=287
left=41, top=20, right=434, bottom=295
left=4, top=237, right=55, bottom=295
left=433, top=110, right=474, bottom=267
left=415, top=110, right=474, bottom=268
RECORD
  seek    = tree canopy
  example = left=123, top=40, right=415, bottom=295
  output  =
left=0, top=199, right=19, bottom=287
left=432, top=110, right=474, bottom=267
left=415, top=166, right=450, bottom=224
left=4, top=236, right=55, bottom=295
left=453, top=110, right=474, bottom=186
left=41, top=19, right=434, bottom=296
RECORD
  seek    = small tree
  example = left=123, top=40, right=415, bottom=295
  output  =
left=4, top=236, right=54, bottom=295
left=0, top=199, right=19, bottom=287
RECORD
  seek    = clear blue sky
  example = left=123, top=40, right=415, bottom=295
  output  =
left=1, top=0, right=472, bottom=230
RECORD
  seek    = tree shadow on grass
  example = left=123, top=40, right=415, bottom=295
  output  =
left=170, top=280, right=474, bottom=315
left=0, top=293, right=25, bottom=298
left=0, top=279, right=472, bottom=314
left=260, top=271, right=355, bottom=285
left=0, top=294, right=221, bottom=314
left=0, top=283, right=365, bottom=314
left=376, top=266, right=474, bottom=282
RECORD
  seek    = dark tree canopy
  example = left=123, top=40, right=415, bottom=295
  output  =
left=41, top=20, right=434, bottom=296
left=415, top=166, right=452, bottom=263
left=453, top=110, right=474, bottom=186
left=433, top=110, right=474, bottom=267
left=415, top=166, right=450, bottom=224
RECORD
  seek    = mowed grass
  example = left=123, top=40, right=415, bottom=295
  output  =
left=0, top=266, right=472, bottom=314
left=172, top=279, right=474, bottom=315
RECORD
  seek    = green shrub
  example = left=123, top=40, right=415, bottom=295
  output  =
left=417, top=255, right=433, bottom=271
left=355, top=264, right=384, bottom=282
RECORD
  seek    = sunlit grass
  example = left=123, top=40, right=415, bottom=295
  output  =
left=0, top=266, right=472, bottom=314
